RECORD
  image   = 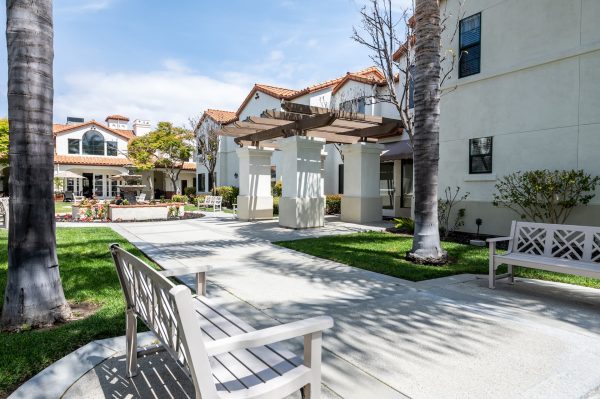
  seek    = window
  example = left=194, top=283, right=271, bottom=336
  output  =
left=106, top=141, right=118, bottom=156
left=338, top=164, right=344, bottom=194
left=459, top=13, right=481, bottom=78
left=340, top=97, right=366, bottom=114
left=66, top=178, right=75, bottom=192
left=469, top=137, right=493, bottom=174
left=68, top=139, right=80, bottom=154
left=380, top=163, right=395, bottom=210
left=401, top=160, right=413, bottom=208
left=82, top=130, right=105, bottom=155
left=198, top=173, right=206, bottom=192
left=111, top=178, right=118, bottom=197
left=94, top=174, right=103, bottom=197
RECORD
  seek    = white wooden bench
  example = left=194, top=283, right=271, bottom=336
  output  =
left=198, top=195, right=223, bottom=212
left=73, top=195, right=85, bottom=204
left=110, top=244, right=333, bottom=399
left=488, top=221, right=600, bottom=289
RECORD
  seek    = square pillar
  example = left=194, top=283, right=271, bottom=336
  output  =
left=236, top=147, right=274, bottom=221
left=279, top=136, right=326, bottom=229
left=341, top=142, right=385, bottom=224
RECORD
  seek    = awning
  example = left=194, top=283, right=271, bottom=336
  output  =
left=54, top=170, right=85, bottom=179
left=381, top=140, right=412, bottom=161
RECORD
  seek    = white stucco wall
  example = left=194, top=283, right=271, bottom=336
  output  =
left=55, top=124, right=129, bottom=157
left=437, top=0, right=600, bottom=234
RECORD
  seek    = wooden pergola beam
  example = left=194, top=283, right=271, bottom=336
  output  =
left=235, top=113, right=336, bottom=144
left=333, top=122, right=402, bottom=138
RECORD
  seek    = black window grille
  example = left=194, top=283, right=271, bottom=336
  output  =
left=338, top=164, right=344, bottom=194
left=68, top=139, right=80, bottom=154
left=459, top=13, right=481, bottom=78
left=198, top=174, right=206, bottom=192
left=469, top=136, right=493, bottom=174
left=340, top=97, right=366, bottom=114
left=107, top=141, right=118, bottom=156
left=82, top=130, right=105, bottom=156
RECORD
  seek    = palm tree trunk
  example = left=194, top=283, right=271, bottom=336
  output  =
left=406, top=0, right=447, bottom=265
left=2, top=0, right=70, bottom=330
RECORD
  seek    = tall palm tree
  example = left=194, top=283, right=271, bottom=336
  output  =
left=1, top=0, right=70, bottom=330
left=406, top=0, right=447, bottom=264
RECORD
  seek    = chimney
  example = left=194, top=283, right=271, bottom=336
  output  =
left=66, top=116, right=84, bottom=125
left=132, top=119, right=151, bottom=136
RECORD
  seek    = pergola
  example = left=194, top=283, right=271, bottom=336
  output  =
left=217, top=101, right=403, bottom=147
left=216, top=101, right=405, bottom=228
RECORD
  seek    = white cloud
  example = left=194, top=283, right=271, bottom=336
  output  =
left=56, top=0, right=116, bottom=13
left=54, top=62, right=250, bottom=127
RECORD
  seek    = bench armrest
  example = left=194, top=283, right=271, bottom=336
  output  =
left=157, top=265, right=213, bottom=277
left=205, top=316, right=334, bottom=356
left=486, top=236, right=513, bottom=243
left=158, top=265, right=212, bottom=296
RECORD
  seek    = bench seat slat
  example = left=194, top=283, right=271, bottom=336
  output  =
left=196, top=297, right=302, bottom=369
left=193, top=298, right=292, bottom=386
left=495, top=253, right=600, bottom=278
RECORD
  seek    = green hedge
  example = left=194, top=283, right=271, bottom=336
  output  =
left=326, top=194, right=341, bottom=214
left=272, top=181, right=282, bottom=197
left=171, top=194, right=187, bottom=203
left=273, top=196, right=280, bottom=215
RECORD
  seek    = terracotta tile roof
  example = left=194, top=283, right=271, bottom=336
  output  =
left=331, top=72, right=386, bottom=94
left=235, top=66, right=386, bottom=116
left=105, top=114, right=130, bottom=122
left=204, top=109, right=238, bottom=124
left=54, top=154, right=132, bottom=167
left=53, top=121, right=136, bottom=140
left=54, top=154, right=197, bottom=171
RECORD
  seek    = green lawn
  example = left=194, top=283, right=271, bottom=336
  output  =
left=54, top=200, right=72, bottom=213
left=0, top=227, right=151, bottom=396
left=275, top=231, right=600, bottom=288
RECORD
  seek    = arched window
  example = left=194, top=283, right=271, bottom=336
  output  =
left=82, top=130, right=105, bottom=155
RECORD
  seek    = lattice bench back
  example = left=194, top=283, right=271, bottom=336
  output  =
left=509, top=221, right=600, bottom=263
left=110, top=244, right=190, bottom=372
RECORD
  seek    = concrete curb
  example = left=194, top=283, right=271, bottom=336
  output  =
left=8, top=332, right=156, bottom=399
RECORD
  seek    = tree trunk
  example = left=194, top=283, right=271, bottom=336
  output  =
left=406, top=0, right=447, bottom=265
left=2, top=0, right=71, bottom=330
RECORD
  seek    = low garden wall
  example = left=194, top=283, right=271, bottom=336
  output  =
left=72, top=203, right=185, bottom=222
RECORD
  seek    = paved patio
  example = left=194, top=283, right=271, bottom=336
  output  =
left=15, top=216, right=600, bottom=398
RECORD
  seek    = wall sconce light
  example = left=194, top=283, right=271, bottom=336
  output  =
left=234, top=173, right=239, bottom=179
left=254, top=92, right=260, bottom=100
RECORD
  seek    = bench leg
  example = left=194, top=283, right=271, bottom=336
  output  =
left=508, top=265, right=515, bottom=284
left=302, top=332, right=323, bottom=399
left=196, top=272, right=207, bottom=296
left=488, top=243, right=496, bottom=289
left=126, top=308, right=138, bottom=377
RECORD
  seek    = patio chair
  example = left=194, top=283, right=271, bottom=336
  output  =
left=135, top=193, right=147, bottom=203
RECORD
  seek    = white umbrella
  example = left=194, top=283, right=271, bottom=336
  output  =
left=54, top=170, right=85, bottom=179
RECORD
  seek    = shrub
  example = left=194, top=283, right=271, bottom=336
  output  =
left=214, top=186, right=239, bottom=207
left=393, top=217, right=414, bottom=234
left=183, top=186, right=196, bottom=197
left=325, top=194, right=342, bottom=214
left=171, top=194, right=187, bottom=203
left=273, top=196, right=280, bottom=215
left=272, top=181, right=282, bottom=197
left=438, top=186, right=469, bottom=239
left=493, top=169, right=600, bottom=224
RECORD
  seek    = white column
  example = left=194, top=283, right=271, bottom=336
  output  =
left=236, top=146, right=274, bottom=221
left=279, top=136, right=326, bottom=229
left=341, top=142, right=385, bottom=224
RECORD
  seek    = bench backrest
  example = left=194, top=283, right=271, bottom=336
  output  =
left=213, top=196, right=222, bottom=205
left=110, top=244, right=218, bottom=398
left=136, top=193, right=146, bottom=201
left=201, top=196, right=215, bottom=204
left=509, top=221, right=600, bottom=263
left=73, top=195, right=85, bottom=203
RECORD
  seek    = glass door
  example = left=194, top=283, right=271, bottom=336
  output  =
left=380, top=162, right=395, bottom=216
left=401, top=160, right=413, bottom=208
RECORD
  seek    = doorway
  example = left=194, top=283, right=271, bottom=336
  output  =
left=82, top=173, right=93, bottom=198
left=380, top=162, right=395, bottom=217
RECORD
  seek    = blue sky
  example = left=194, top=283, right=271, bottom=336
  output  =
left=0, top=0, right=410, bottom=126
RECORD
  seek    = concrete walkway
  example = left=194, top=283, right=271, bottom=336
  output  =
left=26, top=216, right=600, bottom=398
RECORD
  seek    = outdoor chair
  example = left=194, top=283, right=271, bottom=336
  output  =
left=135, top=193, right=147, bottom=203
left=110, top=244, right=333, bottom=399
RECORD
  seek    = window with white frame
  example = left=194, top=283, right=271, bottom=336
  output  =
left=469, top=136, right=493, bottom=174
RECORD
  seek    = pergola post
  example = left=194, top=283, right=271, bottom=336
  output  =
left=236, top=146, right=274, bottom=221
left=279, top=136, right=326, bottom=229
left=341, top=142, right=385, bottom=224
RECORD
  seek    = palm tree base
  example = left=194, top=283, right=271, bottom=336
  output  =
left=406, top=249, right=448, bottom=265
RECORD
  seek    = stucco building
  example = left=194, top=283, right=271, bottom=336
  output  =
left=54, top=115, right=196, bottom=199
